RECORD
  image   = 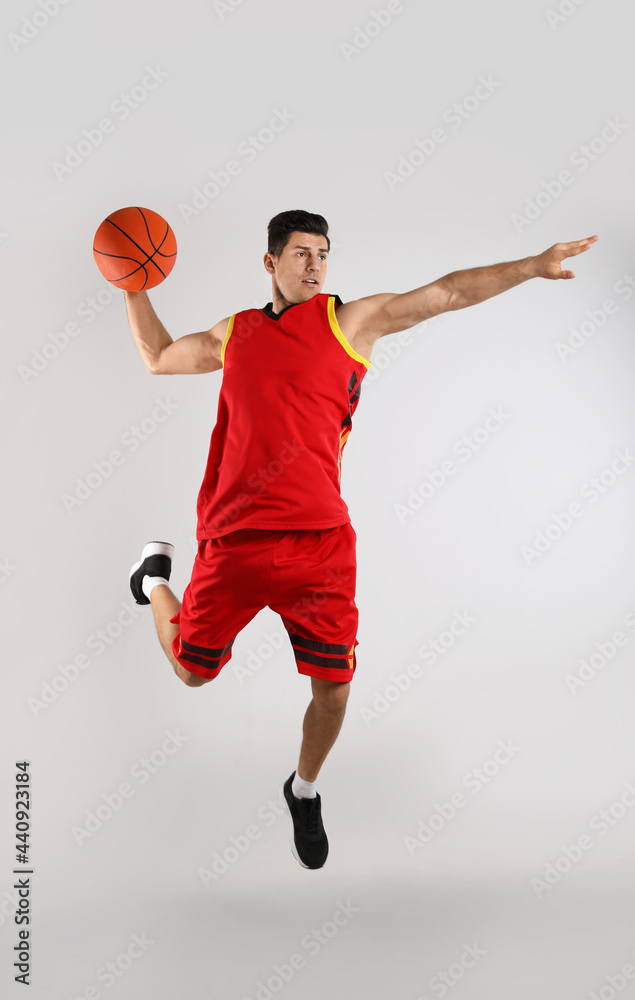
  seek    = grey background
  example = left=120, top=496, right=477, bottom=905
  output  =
left=3, top=0, right=635, bottom=997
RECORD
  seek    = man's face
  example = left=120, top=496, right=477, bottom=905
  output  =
left=265, top=230, right=329, bottom=304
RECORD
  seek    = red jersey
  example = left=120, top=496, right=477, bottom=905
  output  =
left=196, top=293, right=371, bottom=539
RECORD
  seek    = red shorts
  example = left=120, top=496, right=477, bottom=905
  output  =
left=170, top=523, right=359, bottom=683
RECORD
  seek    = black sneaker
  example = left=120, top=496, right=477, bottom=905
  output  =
left=283, top=772, right=329, bottom=869
left=129, top=541, right=175, bottom=605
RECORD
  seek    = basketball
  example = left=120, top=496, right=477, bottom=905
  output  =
left=93, top=206, right=177, bottom=291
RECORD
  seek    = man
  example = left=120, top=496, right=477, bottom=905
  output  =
left=125, top=209, right=598, bottom=869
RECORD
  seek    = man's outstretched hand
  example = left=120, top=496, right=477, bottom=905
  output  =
left=533, top=235, right=599, bottom=280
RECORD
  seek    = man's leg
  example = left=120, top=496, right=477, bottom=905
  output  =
left=297, top=677, right=350, bottom=782
left=283, top=677, right=350, bottom=870
left=130, top=541, right=214, bottom=689
left=149, top=584, right=213, bottom=688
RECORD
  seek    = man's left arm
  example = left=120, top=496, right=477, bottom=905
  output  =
left=344, top=236, right=599, bottom=347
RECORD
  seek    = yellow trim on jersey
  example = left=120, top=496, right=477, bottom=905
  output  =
left=327, top=296, right=372, bottom=369
left=220, top=314, right=235, bottom=368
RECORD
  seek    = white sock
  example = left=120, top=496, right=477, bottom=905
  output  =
left=142, top=575, right=169, bottom=601
left=292, top=771, right=317, bottom=799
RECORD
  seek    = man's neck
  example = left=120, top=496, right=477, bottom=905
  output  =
left=271, top=291, right=294, bottom=314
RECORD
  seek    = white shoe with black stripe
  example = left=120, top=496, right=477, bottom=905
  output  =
left=129, top=541, right=174, bottom=605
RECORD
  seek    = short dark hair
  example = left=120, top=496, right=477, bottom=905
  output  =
left=267, top=209, right=330, bottom=258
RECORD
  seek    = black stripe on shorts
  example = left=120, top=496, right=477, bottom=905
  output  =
left=181, top=637, right=235, bottom=658
left=288, top=633, right=351, bottom=656
left=293, top=648, right=351, bottom=671
left=179, top=637, right=234, bottom=671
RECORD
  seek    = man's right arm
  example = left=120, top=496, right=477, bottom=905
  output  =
left=123, top=290, right=228, bottom=374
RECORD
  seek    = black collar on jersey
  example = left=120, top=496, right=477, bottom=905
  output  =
left=262, top=293, right=343, bottom=321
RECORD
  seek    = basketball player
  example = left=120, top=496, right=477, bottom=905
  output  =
left=125, top=210, right=597, bottom=869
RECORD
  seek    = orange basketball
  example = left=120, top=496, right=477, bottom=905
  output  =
left=93, top=206, right=177, bottom=291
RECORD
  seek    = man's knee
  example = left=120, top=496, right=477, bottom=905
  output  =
left=312, top=677, right=350, bottom=713
left=173, top=660, right=214, bottom=687
left=182, top=671, right=213, bottom=688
